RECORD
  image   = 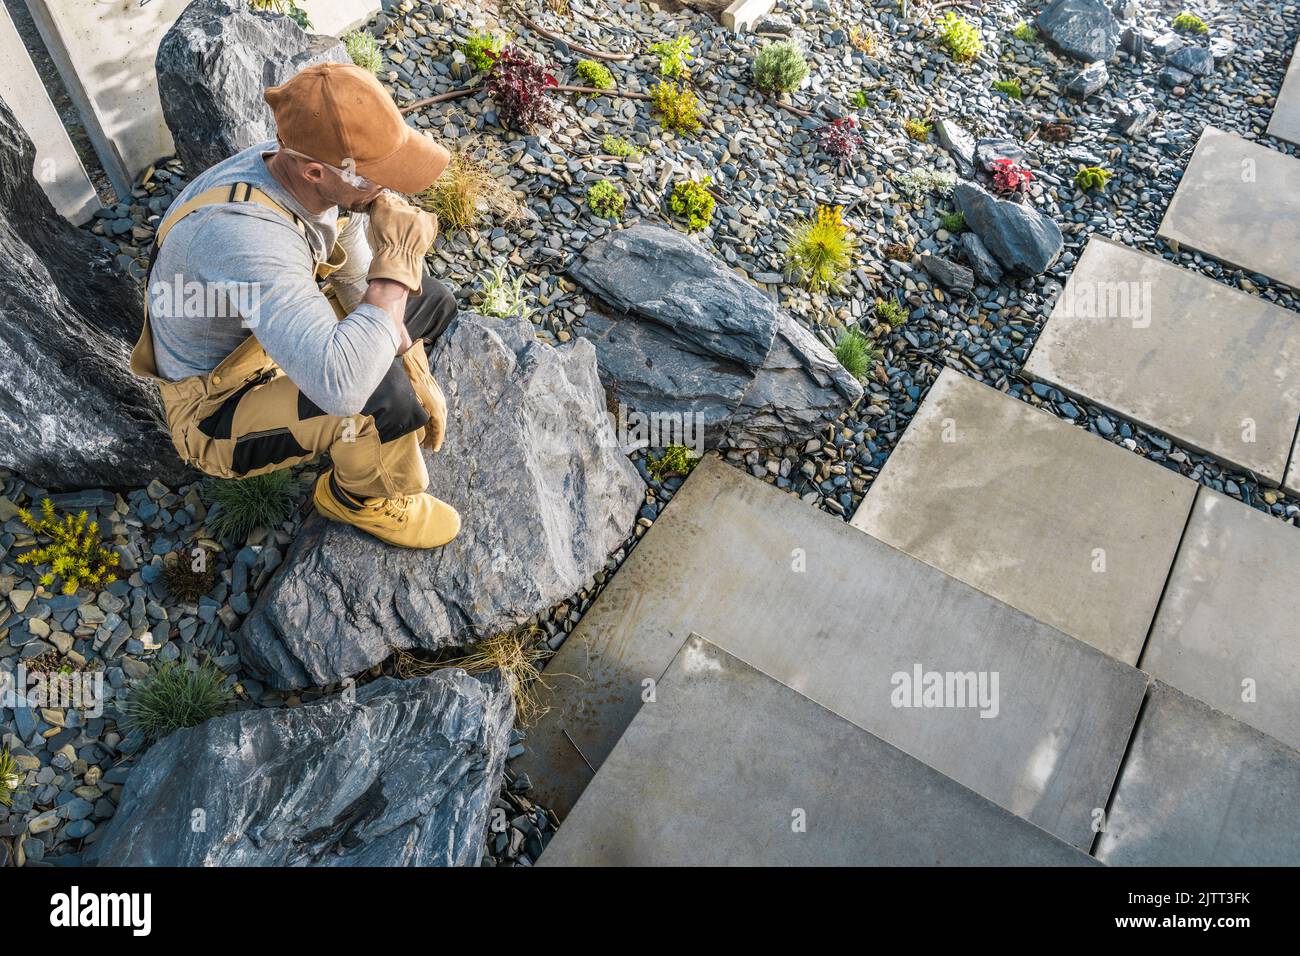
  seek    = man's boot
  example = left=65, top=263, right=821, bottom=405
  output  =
left=312, top=470, right=461, bottom=549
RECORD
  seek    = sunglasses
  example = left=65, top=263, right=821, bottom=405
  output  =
left=276, top=145, right=380, bottom=191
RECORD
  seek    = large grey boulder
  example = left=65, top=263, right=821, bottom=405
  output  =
left=1035, top=0, right=1121, bottom=63
left=954, top=183, right=1064, bottom=277
left=569, top=224, right=863, bottom=448
left=0, top=95, right=188, bottom=489
left=156, top=0, right=348, bottom=176
left=85, top=672, right=512, bottom=866
left=237, top=313, right=643, bottom=689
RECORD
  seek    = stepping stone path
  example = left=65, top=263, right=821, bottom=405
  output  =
left=1096, top=682, right=1300, bottom=866
left=1157, top=125, right=1300, bottom=289
left=1024, top=237, right=1300, bottom=493
left=1142, top=487, right=1300, bottom=749
left=1267, top=38, right=1300, bottom=145
left=849, top=368, right=1196, bottom=665
left=521, top=455, right=1148, bottom=851
left=542, top=636, right=1097, bottom=867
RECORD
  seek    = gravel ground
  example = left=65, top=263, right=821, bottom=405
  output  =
left=42, top=0, right=1298, bottom=867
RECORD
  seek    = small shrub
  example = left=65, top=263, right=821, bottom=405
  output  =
left=817, top=118, right=866, bottom=160
left=875, top=298, right=909, bottom=327
left=479, top=264, right=535, bottom=321
left=849, top=26, right=877, bottom=56
left=884, top=241, right=913, bottom=262
left=123, top=659, right=232, bottom=741
left=850, top=89, right=871, bottom=109
left=785, top=204, right=857, bottom=292
left=250, top=0, right=311, bottom=29
left=205, top=470, right=305, bottom=541
left=415, top=137, right=525, bottom=234
left=343, top=31, right=382, bottom=74
left=650, top=81, right=703, bottom=134
left=935, top=13, right=983, bottom=63
left=903, top=117, right=933, bottom=142
left=1074, top=165, right=1113, bottom=191
left=586, top=179, right=626, bottom=220
left=0, top=749, right=23, bottom=807
left=834, top=327, right=878, bottom=381
left=601, top=134, right=641, bottom=158
left=989, top=157, right=1034, bottom=193
left=463, top=31, right=507, bottom=72
left=647, top=444, right=699, bottom=481
left=752, top=40, right=809, bottom=95
left=648, top=34, right=694, bottom=79
left=991, top=79, right=1023, bottom=100
left=1011, top=21, right=1039, bottom=43
left=894, top=167, right=956, bottom=199
left=1039, top=122, right=1073, bottom=143
left=940, top=209, right=966, bottom=232
left=485, top=46, right=559, bottom=131
left=1172, top=12, right=1209, bottom=34
left=575, top=59, right=615, bottom=90
left=161, top=554, right=217, bottom=603
left=16, top=500, right=119, bottom=596
left=669, top=177, right=715, bottom=232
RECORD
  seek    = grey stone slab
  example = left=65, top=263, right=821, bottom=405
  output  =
left=519, top=454, right=1148, bottom=850
left=1142, top=487, right=1300, bottom=749
left=850, top=368, right=1197, bottom=664
left=1024, top=238, right=1300, bottom=486
left=1289, top=431, right=1300, bottom=497
left=1095, top=682, right=1300, bottom=866
left=541, top=636, right=1099, bottom=867
left=1267, top=38, right=1300, bottom=146
left=1157, top=126, right=1300, bottom=289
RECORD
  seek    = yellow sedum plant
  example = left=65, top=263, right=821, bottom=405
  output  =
left=16, top=499, right=119, bottom=596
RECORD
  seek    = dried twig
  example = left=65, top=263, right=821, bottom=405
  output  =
left=401, top=81, right=650, bottom=115
left=398, top=86, right=479, bottom=113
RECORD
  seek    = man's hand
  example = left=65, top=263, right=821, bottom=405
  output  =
left=365, top=192, right=437, bottom=294
left=363, top=277, right=412, bottom=354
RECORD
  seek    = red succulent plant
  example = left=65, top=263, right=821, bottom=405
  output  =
left=485, top=45, right=559, bottom=131
left=989, top=157, right=1034, bottom=193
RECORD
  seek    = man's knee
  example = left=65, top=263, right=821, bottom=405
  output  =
left=361, top=359, right=430, bottom=443
left=403, top=274, right=458, bottom=345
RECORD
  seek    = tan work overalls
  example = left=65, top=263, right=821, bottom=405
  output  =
left=130, top=181, right=435, bottom=499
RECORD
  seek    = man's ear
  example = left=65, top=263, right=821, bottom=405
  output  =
left=301, top=163, right=327, bottom=186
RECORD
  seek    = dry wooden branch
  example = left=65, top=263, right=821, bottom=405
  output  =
left=399, top=86, right=479, bottom=114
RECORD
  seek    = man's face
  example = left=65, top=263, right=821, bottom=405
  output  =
left=319, top=167, right=386, bottom=213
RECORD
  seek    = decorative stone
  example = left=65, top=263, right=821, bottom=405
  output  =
left=1035, top=0, right=1121, bottom=63
left=954, top=182, right=1064, bottom=276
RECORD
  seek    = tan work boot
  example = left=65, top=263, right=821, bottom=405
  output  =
left=313, top=470, right=461, bottom=549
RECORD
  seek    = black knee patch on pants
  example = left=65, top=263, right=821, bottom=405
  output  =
left=404, top=275, right=458, bottom=346
left=363, top=359, right=430, bottom=443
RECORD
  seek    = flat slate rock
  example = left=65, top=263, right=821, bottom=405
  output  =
left=1157, top=126, right=1300, bottom=289
left=1096, top=682, right=1300, bottom=866
left=519, top=455, right=1147, bottom=849
left=540, top=636, right=1098, bottom=867
left=850, top=368, right=1196, bottom=664
left=1024, top=237, right=1300, bottom=487
left=1142, top=487, right=1300, bottom=749
left=1266, top=38, right=1300, bottom=146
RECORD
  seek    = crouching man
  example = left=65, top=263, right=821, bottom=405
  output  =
left=132, top=62, right=460, bottom=549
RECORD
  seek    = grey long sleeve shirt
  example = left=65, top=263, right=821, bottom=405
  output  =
left=147, top=142, right=399, bottom=416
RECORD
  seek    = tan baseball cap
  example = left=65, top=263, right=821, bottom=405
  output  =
left=264, top=62, right=450, bottom=195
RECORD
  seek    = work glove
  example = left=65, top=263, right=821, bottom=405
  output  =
left=401, top=339, right=447, bottom=453
left=366, top=192, right=437, bottom=294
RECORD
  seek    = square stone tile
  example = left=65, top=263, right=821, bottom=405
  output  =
left=1157, top=125, right=1300, bottom=289
left=1025, top=237, right=1300, bottom=486
left=1142, top=487, right=1300, bottom=748
left=519, top=455, right=1147, bottom=850
left=1095, top=682, right=1300, bottom=866
left=540, top=636, right=1098, bottom=866
left=850, top=368, right=1197, bottom=664
left=1267, top=38, right=1300, bottom=146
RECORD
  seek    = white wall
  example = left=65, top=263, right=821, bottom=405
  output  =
left=0, top=3, right=98, bottom=223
